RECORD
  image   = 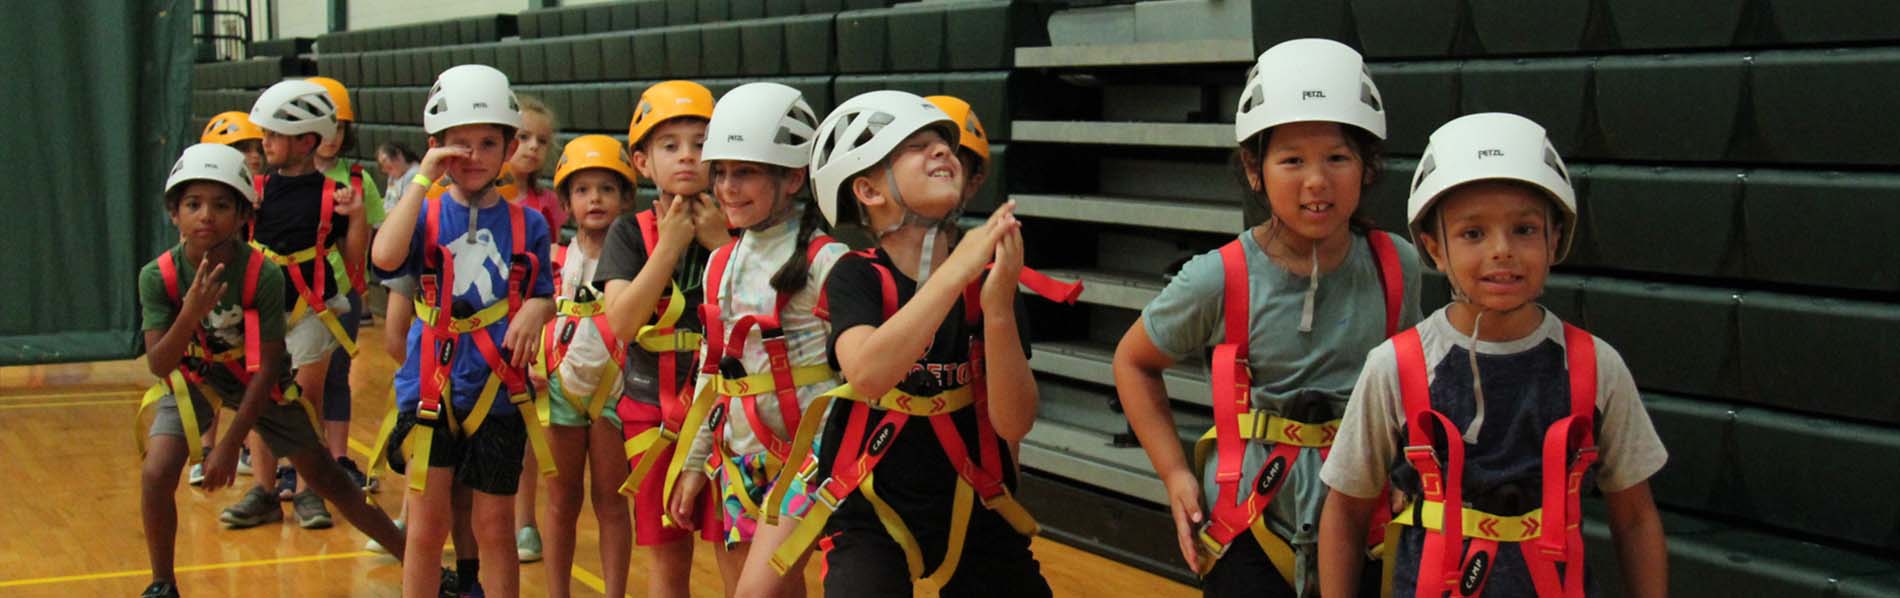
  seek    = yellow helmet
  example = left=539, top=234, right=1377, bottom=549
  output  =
left=201, top=111, right=264, bottom=145
left=305, top=76, right=355, bottom=122
left=554, top=134, right=639, bottom=189
left=627, top=80, right=714, bottom=149
left=926, top=95, right=990, bottom=165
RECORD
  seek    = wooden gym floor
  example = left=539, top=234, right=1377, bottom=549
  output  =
left=0, top=333, right=1196, bottom=597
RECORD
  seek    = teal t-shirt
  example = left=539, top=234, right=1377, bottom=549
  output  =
left=322, top=158, right=384, bottom=293
left=139, top=241, right=291, bottom=394
left=1139, top=229, right=1422, bottom=593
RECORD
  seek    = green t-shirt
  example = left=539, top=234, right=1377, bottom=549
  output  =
left=140, top=241, right=290, bottom=393
left=322, top=158, right=385, bottom=293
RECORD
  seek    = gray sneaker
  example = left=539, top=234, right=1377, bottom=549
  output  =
left=292, top=490, right=333, bottom=529
left=516, top=525, right=543, bottom=563
left=219, top=486, right=283, bottom=528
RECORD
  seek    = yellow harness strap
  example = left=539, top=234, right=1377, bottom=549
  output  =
left=258, top=242, right=358, bottom=356
left=136, top=371, right=214, bottom=464
left=403, top=302, right=558, bottom=494
left=618, top=424, right=675, bottom=497
left=1392, top=501, right=1550, bottom=542
left=632, top=284, right=698, bottom=353
left=658, top=364, right=837, bottom=522
left=413, top=300, right=511, bottom=335
left=1191, top=413, right=1341, bottom=476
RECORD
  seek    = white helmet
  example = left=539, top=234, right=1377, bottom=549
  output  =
left=166, top=143, right=259, bottom=206
left=703, top=82, right=819, bottom=169
left=1235, top=38, right=1386, bottom=143
left=1407, top=112, right=1578, bottom=264
left=810, top=90, right=958, bottom=226
left=424, top=65, right=523, bottom=135
left=249, top=79, right=339, bottom=145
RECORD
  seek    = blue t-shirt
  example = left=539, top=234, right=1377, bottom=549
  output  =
left=379, top=194, right=555, bottom=415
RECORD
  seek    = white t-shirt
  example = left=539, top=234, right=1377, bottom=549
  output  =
left=553, top=241, right=620, bottom=402
left=683, top=212, right=849, bottom=467
left=1321, top=307, right=1668, bottom=500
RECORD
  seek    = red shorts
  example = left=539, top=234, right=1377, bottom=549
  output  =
left=619, top=399, right=722, bottom=546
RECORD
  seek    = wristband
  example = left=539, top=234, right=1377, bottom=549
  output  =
left=412, top=173, right=434, bottom=187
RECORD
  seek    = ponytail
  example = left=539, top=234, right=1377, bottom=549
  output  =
left=770, top=180, right=830, bottom=295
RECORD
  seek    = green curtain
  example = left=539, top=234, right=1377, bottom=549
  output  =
left=0, top=0, right=194, bottom=365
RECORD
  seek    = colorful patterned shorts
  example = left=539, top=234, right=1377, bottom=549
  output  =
left=715, top=438, right=823, bottom=547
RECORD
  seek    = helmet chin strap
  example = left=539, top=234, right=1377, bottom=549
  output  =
left=871, top=161, right=961, bottom=283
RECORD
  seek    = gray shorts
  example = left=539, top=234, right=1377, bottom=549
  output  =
left=286, top=294, right=353, bottom=367
left=147, top=384, right=323, bottom=457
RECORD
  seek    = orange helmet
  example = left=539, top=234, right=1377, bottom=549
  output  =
left=554, top=135, right=638, bottom=189
left=926, top=95, right=990, bottom=165
left=305, top=76, right=355, bottom=122
left=201, top=111, right=264, bottom=145
left=627, top=80, right=714, bottom=149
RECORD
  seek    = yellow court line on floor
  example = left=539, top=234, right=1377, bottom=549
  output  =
left=0, top=551, right=376, bottom=588
left=0, top=398, right=138, bottom=411
left=570, top=564, right=610, bottom=594
left=0, top=388, right=143, bottom=402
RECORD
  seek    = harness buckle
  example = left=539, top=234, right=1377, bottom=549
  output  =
left=718, top=356, right=749, bottom=381
left=815, top=486, right=844, bottom=510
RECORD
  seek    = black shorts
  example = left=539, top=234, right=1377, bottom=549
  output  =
left=387, top=408, right=527, bottom=495
left=1201, top=532, right=1382, bottom=598
left=820, top=507, right=1051, bottom=598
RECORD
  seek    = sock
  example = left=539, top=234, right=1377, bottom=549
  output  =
left=457, top=558, right=480, bottom=591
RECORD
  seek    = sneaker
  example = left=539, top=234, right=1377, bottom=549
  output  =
left=338, top=456, right=376, bottom=492
left=236, top=447, right=252, bottom=476
left=187, top=448, right=210, bottom=486
left=275, top=465, right=297, bottom=500
left=292, top=490, right=333, bottom=529
left=516, top=525, right=543, bottom=563
left=219, top=486, right=283, bottom=529
left=461, top=582, right=485, bottom=598
left=365, top=518, right=405, bottom=554
left=437, top=568, right=460, bottom=598
left=140, top=580, right=181, bottom=598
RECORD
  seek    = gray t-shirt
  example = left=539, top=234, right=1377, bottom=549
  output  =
left=1141, top=229, right=1422, bottom=594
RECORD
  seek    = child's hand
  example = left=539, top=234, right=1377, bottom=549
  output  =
left=419, top=145, right=473, bottom=181
left=502, top=307, right=549, bottom=370
left=690, top=193, right=732, bottom=249
left=668, top=471, right=708, bottom=530
left=944, top=201, right=1019, bottom=284
left=981, top=223, right=1024, bottom=311
left=332, top=184, right=360, bottom=217
left=1163, top=469, right=1208, bottom=572
left=181, top=257, right=228, bottom=322
left=200, top=441, right=240, bottom=492
left=654, top=194, right=697, bottom=253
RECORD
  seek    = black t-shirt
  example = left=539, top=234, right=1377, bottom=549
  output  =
left=593, top=210, right=712, bottom=405
left=254, top=171, right=350, bottom=303
left=816, top=248, right=1033, bottom=552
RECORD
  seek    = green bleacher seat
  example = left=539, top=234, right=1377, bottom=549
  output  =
left=545, top=40, right=576, bottom=83
left=603, top=33, right=635, bottom=81
left=610, top=2, right=641, bottom=31
left=1368, top=61, right=1460, bottom=155
left=1640, top=393, right=1738, bottom=515
left=740, top=18, right=788, bottom=76
left=666, top=0, right=698, bottom=26
left=833, top=74, right=887, bottom=104
left=1583, top=278, right=1742, bottom=400
left=601, top=83, right=636, bottom=134
left=1738, top=292, right=1900, bottom=424
left=573, top=83, right=610, bottom=132
left=1735, top=408, right=1900, bottom=549
left=768, top=0, right=803, bottom=18
left=940, top=71, right=1009, bottom=141
left=1839, top=572, right=1900, bottom=598
left=1595, top=53, right=1744, bottom=162
left=518, top=40, right=548, bottom=84
left=573, top=36, right=605, bottom=82
left=587, top=4, right=617, bottom=35
left=432, top=48, right=457, bottom=82
left=494, top=42, right=521, bottom=82
left=639, top=0, right=668, bottom=30
left=1348, top=0, right=1466, bottom=59
left=701, top=0, right=730, bottom=24
left=805, top=0, right=845, bottom=12
left=1683, top=524, right=1896, bottom=597
left=1742, top=170, right=1900, bottom=293
left=947, top=1, right=1025, bottom=71
left=887, top=5, right=946, bottom=72
left=1765, top=0, right=1900, bottom=45
left=1466, top=0, right=1598, bottom=54
left=559, top=6, right=587, bottom=38
left=665, top=26, right=703, bottom=79
left=633, top=31, right=668, bottom=80
left=405, top=52, right=428, bottom=86
left=1539, top=273, right=1586, bottom=324
left=448, top=47, right=474, bottom=73
left=1248, top=0, right=1354, bottom=53
left=1419, top=270, right=1451, bottom=314
left=702, top=22, right=744, bottom=78
left=471, top=45, right=498, bottom=70
left=1582, top=165, right=1743, bottom=279
left=785, top=14, right=835, bottom=76
left=1750, top=48, right=1900, bottom=166
left=1459, top=56, right=1594, bottom=155
left=732, top=0, right=766, bottom=21
left=971, top=143, right=1006, bottom=213
left=836, top=9, right=888, bottom=73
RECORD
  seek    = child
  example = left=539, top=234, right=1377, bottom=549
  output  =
left=136, top=143, right=406, bottom=598
left=924, top=95, right=992, bottom=206
left=530, top=134, right=640, bottom=597
left=772, top=90, right=1048, bottom=596
left=307, top=75, right=386, bottom=493
left=510, top=96, right=565, bottom=235
left=1109, top=39, right=1420, bottom=598
left=372, top=64, right=557, bottom=598
left=380, top=141, right=423, bottom=216
left=201, top=111, right=265, bottom=176
left=663, top=81, right=846, bottom=598
left=236, top=78, right=369, bottom=528
left=595, top=79, right=739, bottom=598
left=1316, top=113, right=1669, bottom=598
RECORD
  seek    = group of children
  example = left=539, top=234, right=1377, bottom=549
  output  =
left=138, top=36, right=1669, bottom=598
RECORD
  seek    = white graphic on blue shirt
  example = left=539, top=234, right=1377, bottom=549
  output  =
left=446, top=228, right=507, bottom=306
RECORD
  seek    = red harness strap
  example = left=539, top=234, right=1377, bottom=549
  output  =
left=699, top=233, right=837, bottom=464
left=158, top=247, right=269, bottom=382
left=1394, top=323, right=1598, bottom=598
left=540, top=243, right=621, bottom=378
left=1200, top=232, right=1406, bottom=554
left=414, top=198, right=537, bottom=424
left=636, top=209, right=696, bottom=431
left=343, top=164, right=367, bottom=295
